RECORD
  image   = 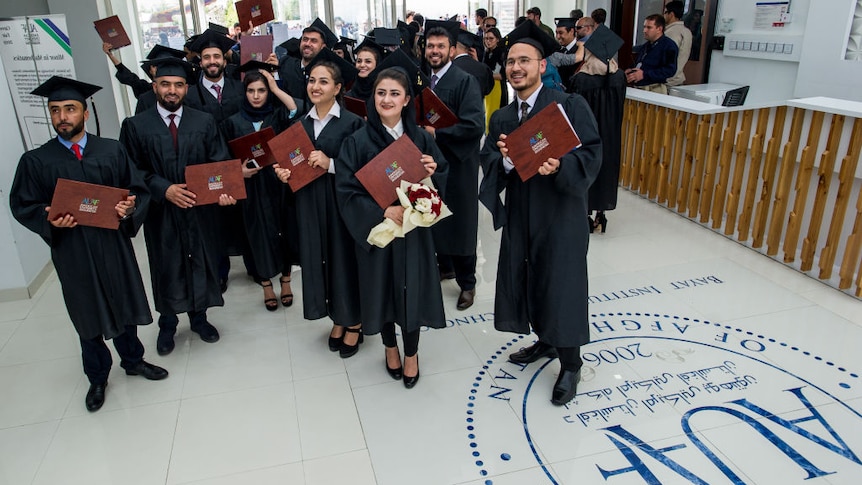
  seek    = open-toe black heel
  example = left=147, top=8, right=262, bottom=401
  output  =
left=279, top=275, right=293, bottom=307
left=260, top=281, right=278, bottom=312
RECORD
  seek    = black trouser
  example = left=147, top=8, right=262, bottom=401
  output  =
left=158, top=310, right=207, bottom=333
left=381, top=322, right=421, bottom=357
left=555, top=345, right=583, bottom=372
left=437, top=253, right=477, bottom=291
left=80, top=326, right=144, bottom=385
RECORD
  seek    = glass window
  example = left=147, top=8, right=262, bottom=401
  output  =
left=136, top=0, right=196, bottom=58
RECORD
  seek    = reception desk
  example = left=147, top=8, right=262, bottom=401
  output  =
left=621, top=89, right=862, bottom=296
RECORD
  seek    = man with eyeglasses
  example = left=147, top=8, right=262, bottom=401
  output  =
left=479, top=35, right=602, bottom=406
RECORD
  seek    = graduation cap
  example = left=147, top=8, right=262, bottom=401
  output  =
left=554, top=17, right=577, bottom=30
left=584, top=24, right=624, bottom=62
left=277, top=37, right=301, bottom=59
left=208, top=22, right=230, bottom=35
left=32, top=76, right=101, bottom=104
left=424, top=20, right=461, bottom=45
left=503, top=20, right=560, bottom=57
left=371, top=28, right=402, bottom=47
left=184, top=34, right=201, bottom=50
left=373, top=48, right=429, bottom=95
left=337, top=36, right=357, bottom=48
left=238, top=59, right=277, bottom=74
left=355, top=36, right=385, bottom=58
left=305, top=18, right=339, bottom=48
left=456, top=31, right=483, bottom=50
left=150, top=56, right=196, bottom=80
left=146, top=44, right=187, bottom=60
left=306, top=46, right=359, bottom=86
left=397, top=20, right=418, bottom=49
left=188, top=28, right=237, bottom=54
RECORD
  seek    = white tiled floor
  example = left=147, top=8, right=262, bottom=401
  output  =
left=1, top=189, right=860, bottom=485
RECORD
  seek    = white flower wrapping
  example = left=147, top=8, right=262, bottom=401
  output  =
left=367, top=177, right=452, bottom=248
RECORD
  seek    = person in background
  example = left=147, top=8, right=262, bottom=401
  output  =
left=571, top=9, right=584, bottom=21
left=591, top=8, right=607, bottom=25
left=527, top=6, right=555, bottom=38
left=346, top=38, right=384, bottom=101
left=625, top=14, right=678, bottom=94
left=335, top=67, right=448, bottom=389
left=663, top=1, right=692, bottom=87
left=10, top=77, right=168, bottom=413
left=474, top=8, right=488, bottom=35
left=275, top=59, right=366, bottom=358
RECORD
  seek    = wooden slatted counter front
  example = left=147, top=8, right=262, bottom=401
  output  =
left=621, top=90, right=862, bottom=297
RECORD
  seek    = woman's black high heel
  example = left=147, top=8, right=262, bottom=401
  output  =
left=385, top=346, right=403, bottom=380
left=339, top=326, right=363, bottom=358
left=595, top=212, right=608, bottom=233
left=260, top=281, right=278, bottom=312
left=328, top=326, right=344, bottom=352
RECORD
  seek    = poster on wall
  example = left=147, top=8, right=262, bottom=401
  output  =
left=754, top=2, right=790, bottom=29
left=0, top=15, right=76, bottom=150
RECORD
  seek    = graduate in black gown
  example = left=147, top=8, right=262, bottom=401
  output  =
left=119, top=57, right=236, bottom=356
left=479, top=38, right=602, bottom=406
left=9, top=77, right=168, bottom=412
left=221, top=63, right=300, bottom=311
left=335, top=67, right=448, bottom=389
left=273, top=58, right=365, bottom=358
left=345, top=38, right=384, bottom=101
left=423, top=26, right=486, bottom=311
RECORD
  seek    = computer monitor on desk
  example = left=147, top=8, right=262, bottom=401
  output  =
left=722, top=85, right=749, bottom=106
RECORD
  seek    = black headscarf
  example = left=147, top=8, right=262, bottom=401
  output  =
left=363, top=67, right=421, bottom=150
left=239, top=71, right=275, bottom=123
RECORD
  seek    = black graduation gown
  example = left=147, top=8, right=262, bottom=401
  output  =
left=113, top=63, right=152, bottom=98
left=483, top=46, right=509, bottom=108
left=9, top=135, right=152, bottom=340
left=478, top=87, right=602, bottom=348
left=221, top=107, right=295, bottom=279
left=185, top=76, right=244, bottom=125
left=428, top=66, right=485, bottom=256
left=135, top=90, right=157, bottom=115
left=119, top=107, right=231, bottom=316
left=277, top=56, right=309, bottom=109
left=572, top=69, right=626, bottom=212
left=335, top=117, right=449, bottom=334
left=453, top=55, right=495, bottom=97
left=293, top=109, right=365, bottom=324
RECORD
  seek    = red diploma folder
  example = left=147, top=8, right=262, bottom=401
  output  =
left=355, top=136, right=426, bottom=209
left=505, top=102, right=582, bottom=182
left=344, top=96, right=367, bottom=118
left=414, top=88, right=458, bottom=129
left=48, top=179, right=129, bottom=230
left=228, top=127, right=276, bottom=167
left=184, top=160, right=247, bottom=205
left=266, top=123, right=320, bottom=192
left=93, top=16, right=131, bottom=49
left=240, top=35, right=274, bottom=65
left=235, top=0, right=275, bottom=29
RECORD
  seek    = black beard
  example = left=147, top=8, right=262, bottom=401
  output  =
left=55, top=121, right=84, bottom=141
left=158, top=98, right=183, bottom=112
left=204, top=63, right=224, bottom=80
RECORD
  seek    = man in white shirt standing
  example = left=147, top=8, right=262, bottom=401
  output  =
left=663, top=1, right=692, bottom=87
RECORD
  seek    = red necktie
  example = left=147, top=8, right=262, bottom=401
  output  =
left=168, top=114, right=178, bottom=152
left=72, top=143, right=82, bottom=160
left=212, top=84, right=222, bottom=103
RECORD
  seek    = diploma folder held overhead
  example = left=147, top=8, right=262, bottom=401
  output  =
left=505, top=102, right=582, bottom=182
left=184, top=160, right=247, bottom=205
left=266, top=122, right=320, bottom=192
left=93, top=16, right=132, bottom=49
left=414, top=88, right=458, bottom=129
left=240, top=35, right=274, bottom=65
left=354, top=136, right=426, bottom=209
left=48, top=179, right=129, bottom=230
left=235, top=0, right=275, bottom=28
left=228, top=127, right=276, bottom=167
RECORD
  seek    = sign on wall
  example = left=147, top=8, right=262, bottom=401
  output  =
left=0, top=15, right=75, bottom=150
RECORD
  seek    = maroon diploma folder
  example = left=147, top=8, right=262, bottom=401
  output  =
left=266, top=123, right=320, bottom=192
left=344, top=96, right=367, bottom=118
left=414, top=88, right=458, bottom=129
left=48, top=179, right=129, bottom=230
left=184, top=160, right=247, bottom=205
left=228, top=127, right=276, bottom=167
left=505, top=102, right=582, bottom=182
left=240, top=35, right=273, bottom=65
left=354, top=136, right=426, bottom=209
left=235, top=0, right=275, bottom=28
left=94, top=16, right=131, bottom=49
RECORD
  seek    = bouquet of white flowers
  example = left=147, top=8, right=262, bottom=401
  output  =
left=367, top=177, right=452, bottom=248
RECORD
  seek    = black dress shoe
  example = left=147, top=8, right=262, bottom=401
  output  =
left=191, top=321, right=220, bottom=343
left=403, top=369, right=420, bottom=389
left=385, top=360, right=403, bottom=380
left=551, top=368, right=582, bottom=406
left=156, top=330, right=175, bottom=356
left=220, top=278, right=228, bottom=294
left=85, top=382, right=107, bottom=412
left=125, top=361, right=169, bottom=380
left=456, top=288, right=476, bottom=311
left=508, top=342, right=557, bottom=364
